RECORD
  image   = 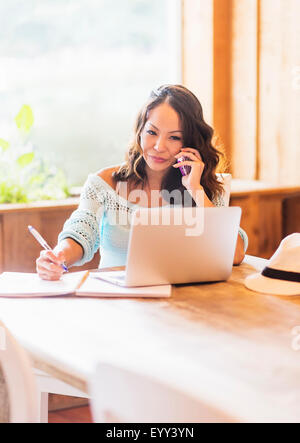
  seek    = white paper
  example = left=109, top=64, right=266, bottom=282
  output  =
left=0, top=272, right=83, bottom=297
left=0, top=272, right=171, bottom=298
left=77, top=276, right=172, bottom=298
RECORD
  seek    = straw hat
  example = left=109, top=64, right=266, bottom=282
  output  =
left=245, top=233, right=300, bottom=296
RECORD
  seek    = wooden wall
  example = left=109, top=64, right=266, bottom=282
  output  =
left=230, top=0, right=258, bottom=179
left=258, top=0, right=300, bottom=184
left=182, top=0, right=300, bottom=186
left=0, top=201, right=99, bottom=274
left=182, top=0, right=214, bottom=124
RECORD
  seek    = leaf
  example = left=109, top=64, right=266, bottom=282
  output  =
left=27, top=174, right=45, bottom=186
left=17, top=152, right=35, bottom=168
left=14, top=105, right=34, bottom=134
left=0, top=138, right=10, bottom=151
left=0, top=181, right=28, bottom=203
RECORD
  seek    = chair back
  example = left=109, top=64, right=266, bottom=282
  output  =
left=216, top=173, right=231, bottom=207
left=89, top=362, right=235, bottom=423
left=0, top=321, right=39, bottom=423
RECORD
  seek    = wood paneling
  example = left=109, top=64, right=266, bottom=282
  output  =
left=283, top=197, right=300, bottom=236
left=231, top=195, right=261, bottom=256
left=230, top=0, right=259, bottom=179
left=213, top=0, right=232, bottom=158
left=257, top=0, right=282, bottom=182
left=183, top=0, right=300, bottom=185
left=182, top=0, right=214, bottom=124
left=230, top=185, right=300, bottom=258
left=258, top=0, right=300, bottom=185
left=0, top=203, right=99, bottom=273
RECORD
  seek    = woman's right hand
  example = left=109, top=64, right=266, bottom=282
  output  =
left=36, top=249, right=67, bottom=281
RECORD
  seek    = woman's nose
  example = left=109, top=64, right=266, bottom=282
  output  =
left=154, top=137, right=166, bottom=152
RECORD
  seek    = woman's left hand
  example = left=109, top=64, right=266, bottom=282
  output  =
left=233, top=234, right=245, bottom=265
left=173, top=147, right=205, bottom=191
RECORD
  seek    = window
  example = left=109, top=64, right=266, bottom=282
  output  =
left=0, top=0, right=182, bottom=185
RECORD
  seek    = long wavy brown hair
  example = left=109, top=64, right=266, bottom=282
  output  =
left=113, top=84, right=226, bottom=203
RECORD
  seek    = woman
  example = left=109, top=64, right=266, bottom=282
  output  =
left=36, top=84, right=248, bottom=280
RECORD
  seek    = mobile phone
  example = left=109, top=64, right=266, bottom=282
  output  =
left=177, top=156, right=191, bottom=176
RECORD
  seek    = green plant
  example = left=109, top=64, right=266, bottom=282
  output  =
left=0, top=105, right=70, bottom=203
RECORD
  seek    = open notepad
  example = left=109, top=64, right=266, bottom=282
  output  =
left=0, top=272, right=172, bottom=298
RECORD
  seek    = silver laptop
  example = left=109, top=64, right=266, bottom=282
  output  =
left=93, top=206, right=241, bottom=287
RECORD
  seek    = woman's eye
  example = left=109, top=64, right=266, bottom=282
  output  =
left=147, top=130, right=156, bottom=136
left=170, top=136, right=181, bottom=141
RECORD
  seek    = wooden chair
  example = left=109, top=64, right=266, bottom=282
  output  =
left=35, top=369, right=89, bottom=423
left=0, top=321, right=39, bottom=423
left=89, top=362, right=235, bottom=423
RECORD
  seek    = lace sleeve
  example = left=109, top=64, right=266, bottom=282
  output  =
left=58, top=174, right=106, bottom=266
left=213, top=192, right=226, bottom=207
left=213, top=191, right=248, bottom=253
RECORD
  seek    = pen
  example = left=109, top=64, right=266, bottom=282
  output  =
left=75, top=271, right=90, bottom=290
left=28, top=225, right=68, bottom=272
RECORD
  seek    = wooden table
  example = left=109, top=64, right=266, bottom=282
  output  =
left=1, top=256, right=300, bottom=423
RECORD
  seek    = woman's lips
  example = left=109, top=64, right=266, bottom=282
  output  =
left=150, top=155, right=168, bottom=163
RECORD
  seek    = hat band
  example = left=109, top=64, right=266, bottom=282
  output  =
left=262, top=267, right=300, bottom=283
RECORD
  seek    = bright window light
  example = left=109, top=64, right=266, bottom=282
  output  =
left=0, top=0, right=182, bottom=185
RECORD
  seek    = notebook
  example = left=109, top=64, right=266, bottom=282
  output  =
left=0, top=271, right=172, bottom=298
